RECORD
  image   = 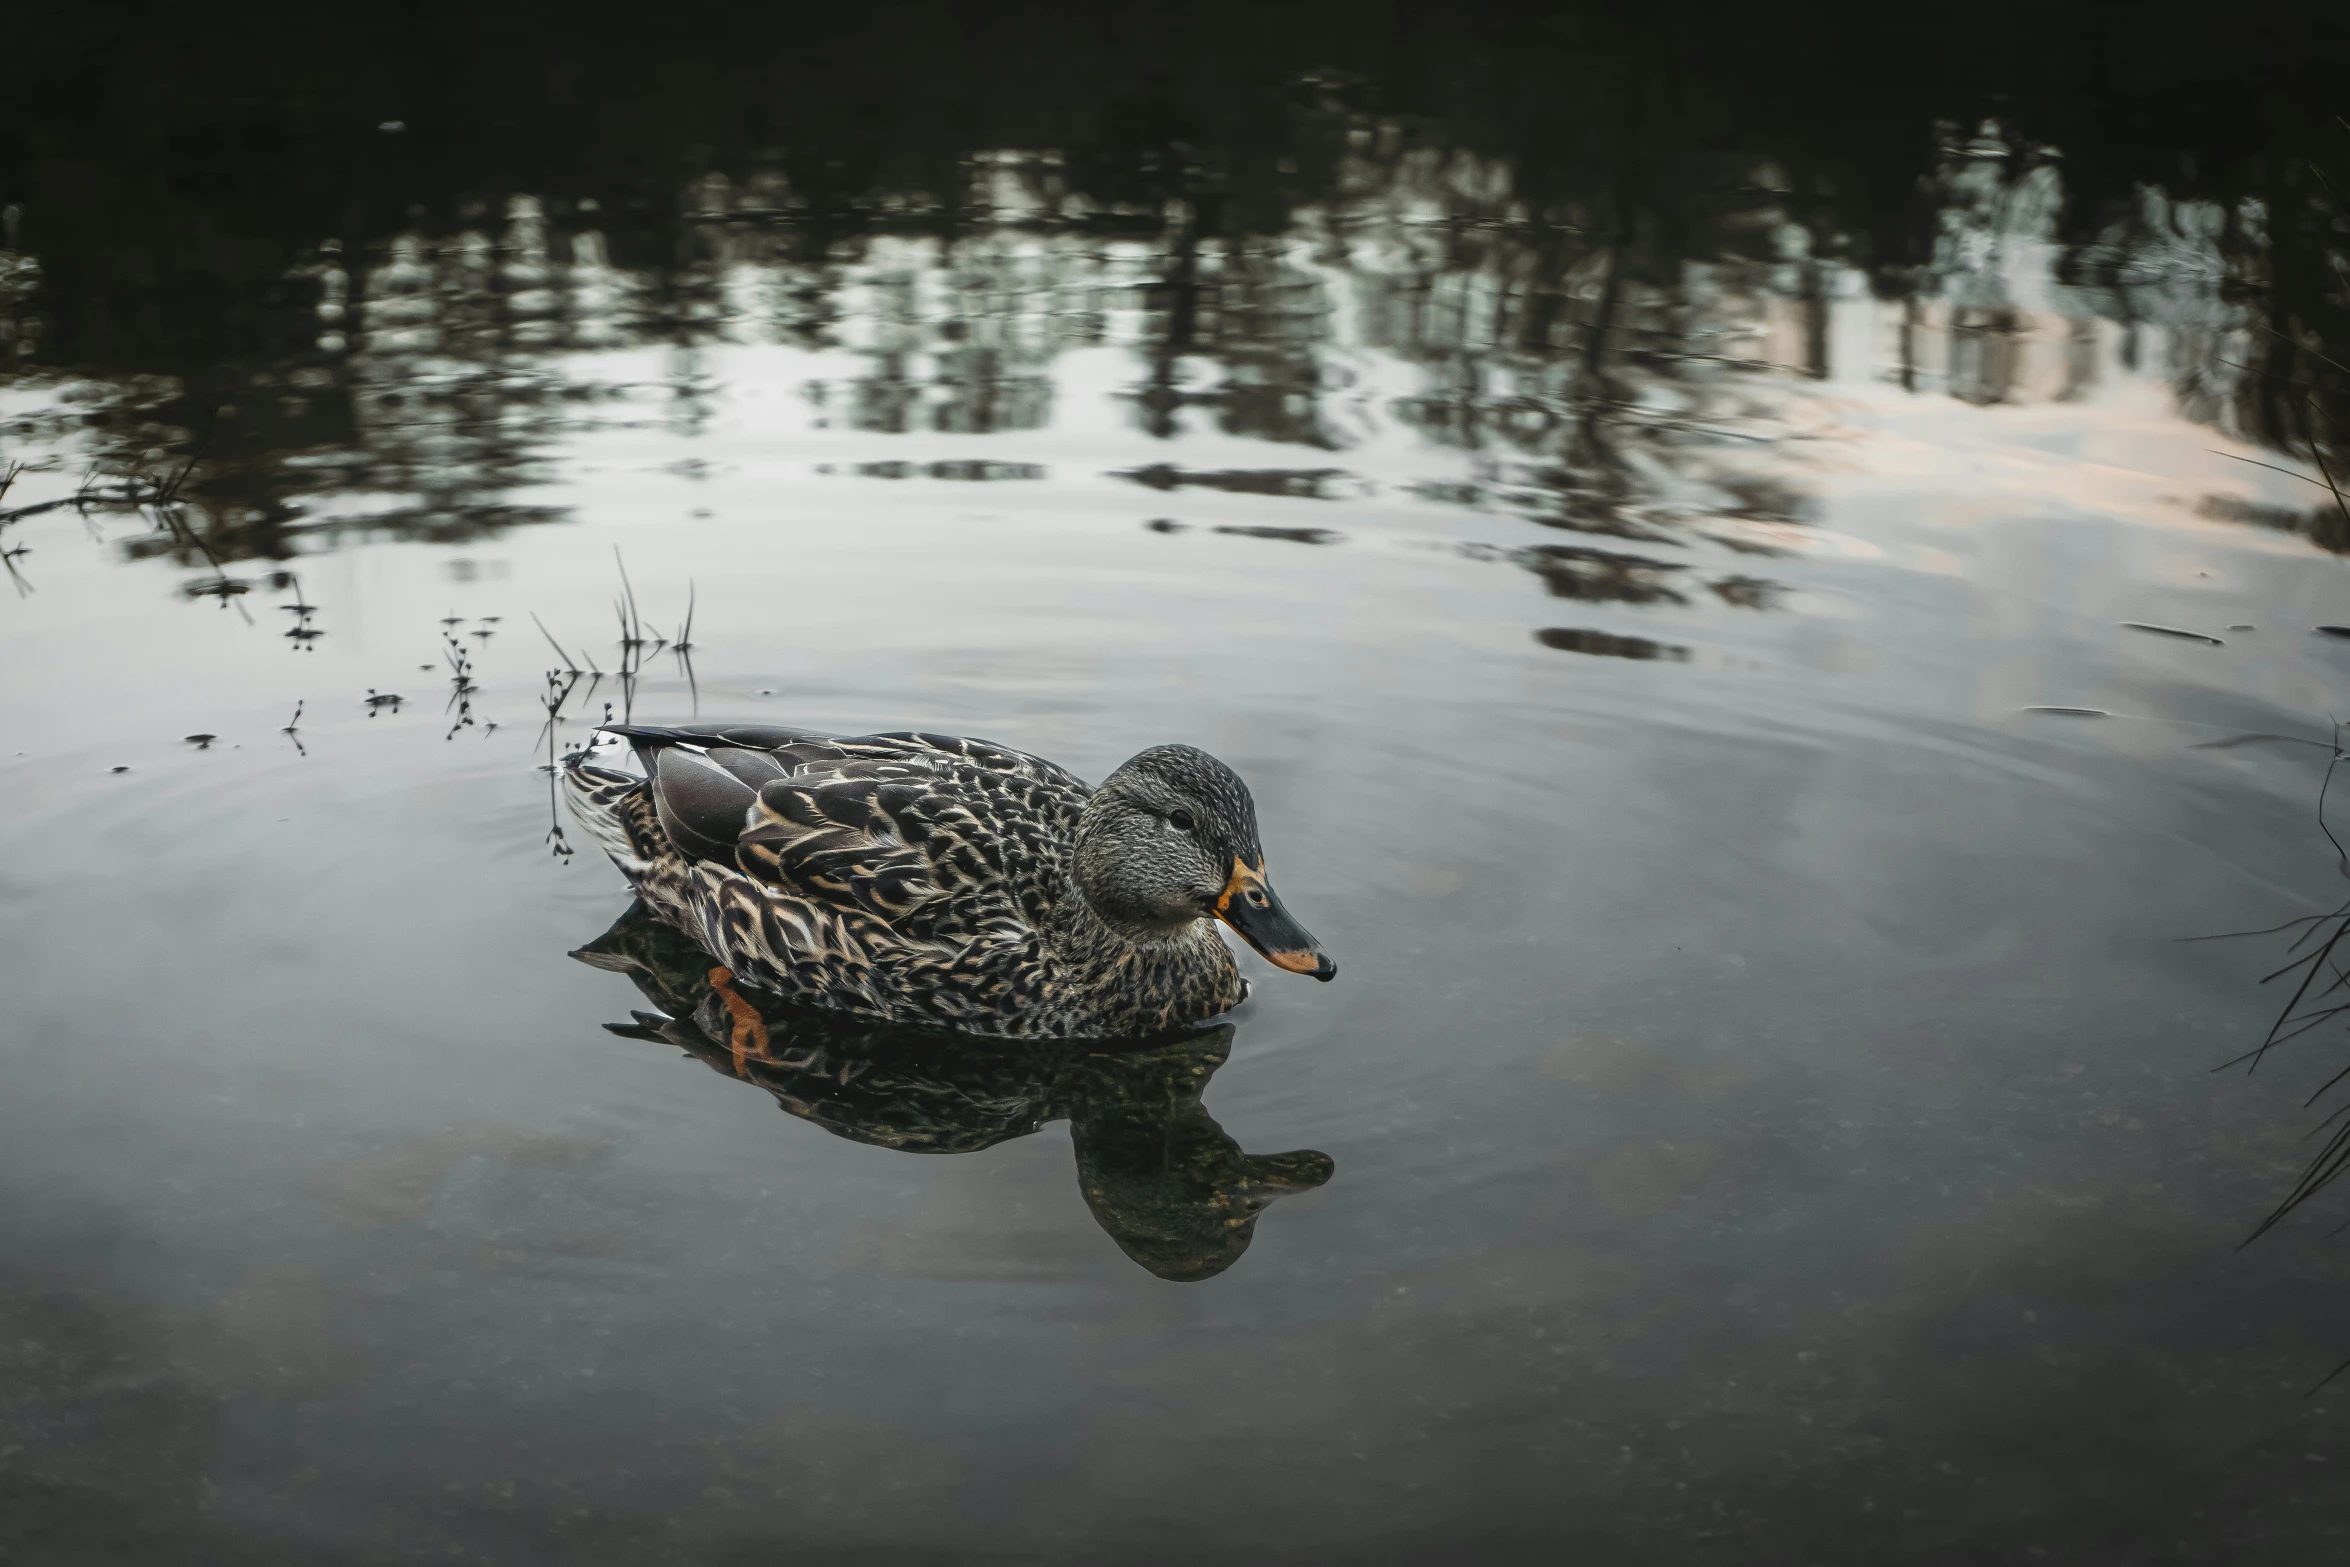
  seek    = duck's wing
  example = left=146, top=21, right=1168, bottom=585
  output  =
left=620, top=729, right=1087, bottom=942
left=603, top=722, right=1087, bottom=793
left=740, top=753, right=1088, bottom=940
left=859, top=730, right=1090, bottom=794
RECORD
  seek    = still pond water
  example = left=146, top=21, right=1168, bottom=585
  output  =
left=5, top=23, right=2350, bottom=1561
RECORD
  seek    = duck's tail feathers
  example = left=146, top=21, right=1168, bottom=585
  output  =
left=598, top=721, right=831, bottom=774
left=564, top=757, right=658, bottom=873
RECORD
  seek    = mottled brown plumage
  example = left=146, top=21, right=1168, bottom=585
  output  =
left=564, top=721, right=1333, bottom=1040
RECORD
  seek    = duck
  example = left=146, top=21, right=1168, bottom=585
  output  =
left=563, top=721, right=1335, bottom=1040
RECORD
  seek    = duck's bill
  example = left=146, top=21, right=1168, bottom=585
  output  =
left=1214, top=859, right=1337, bottom=982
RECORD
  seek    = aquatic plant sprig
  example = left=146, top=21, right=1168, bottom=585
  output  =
left=280, top=572, right=322, bottom=650
left=614, top=546, right=664, bottom=656
left=672, top=579, right=699, bottom=714
left=0, top=414, right=265, bottom=618
left=529, top=554, right=705, bottom=856
left=2197, top=719, right=2350, bottom=1264
left=0, top=462, right=29, bottom=596
left=0, top=466, right=182, bottom=527
left=442, top=630, right=481, bottom=740
left=536, top=667, right=587, bottom=862
left=0, top=414, right=335, bottom=641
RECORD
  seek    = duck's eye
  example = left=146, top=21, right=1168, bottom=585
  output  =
left=1168, top=808, right=1195, bottom=832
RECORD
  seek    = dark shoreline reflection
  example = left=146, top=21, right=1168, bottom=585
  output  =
left=2, top=99, right=2338, bottom=689
left=570, top=901, right=1334, bottom=1282
left=4, top=103, right=2341, bottom=584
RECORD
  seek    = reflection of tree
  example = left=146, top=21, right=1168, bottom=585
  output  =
left=1917, top=122, right=2350, bottom=482
left=2241, top=161, right=2350, bottom=524
left=573, top=900, right=1333, bottom=1283
left=4, top=81, right=2342, bottom=581
left=322, top=202, right=581, bottom=543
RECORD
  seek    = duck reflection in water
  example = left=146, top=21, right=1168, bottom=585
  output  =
left=572, top=900, right=1334, bottom=1281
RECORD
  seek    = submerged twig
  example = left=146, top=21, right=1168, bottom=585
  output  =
left=2215, top=720, right=2350, bottom=1241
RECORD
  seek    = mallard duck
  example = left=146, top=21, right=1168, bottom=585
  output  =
left=564, top=721, right=1334, bottom=1040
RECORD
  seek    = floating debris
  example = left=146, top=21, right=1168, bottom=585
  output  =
left=110, top=765, right=128, bottom=774
left=2317, top=626, right=2350, bottom=640
left=2120, top=622, right=2224, bottom=646
left=2021, top=706, right=2110, bottom=718
left=184, top=576, right=249, bottom=604
left=2189, top=732, right=2332, bottom=751
left=184, top=733, right=218, bottom=748
left=1213, top=523, right=1339, bottom=546
left=2228, top=624, right=2256, bottom=632
left=1710, top=574, right=1784, bottom=610
left=852, top=459, right=1044, bottom=482
left=363, top=689, right=404, bottom=714
left=1116, top=463, right=1356, bottom=499
left=1535, top=627, right=1691, bottom=662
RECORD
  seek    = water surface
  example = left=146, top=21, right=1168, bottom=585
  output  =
left=5, top=9, right=2350, bottom=1560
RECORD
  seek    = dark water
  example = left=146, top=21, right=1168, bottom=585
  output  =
left=7, top=5, right=2350, bottom=1560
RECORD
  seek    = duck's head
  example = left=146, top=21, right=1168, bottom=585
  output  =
left=1076, top=744, right=1336, bottom=981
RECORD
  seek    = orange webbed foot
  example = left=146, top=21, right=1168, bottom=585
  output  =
left=706, top=966, right=772, bottom=1078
